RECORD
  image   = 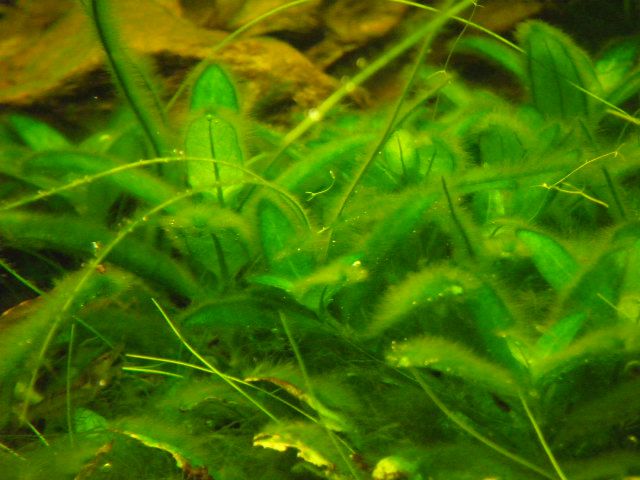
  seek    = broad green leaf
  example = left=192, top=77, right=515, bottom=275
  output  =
left=517, top=21, right=601, bottom=119
left=163, top=205, right=255, bottom=282
left=382, top=129, right=419, bottom=180
left=186, top=65, right=243, bottom=195
left=516, top=228, right=578, bottom=290
left=190, top=64, right=239, bottom=113
left=534, top=312, right=586, bottom=358
left=465, top=282, right=520, bottom=369
left=258, top=198, right=313, bottom=280
left=8, top=114, right=71, bottom=151
left=563, top=246, right=629, bottom=330
left=184, top=114, right=245, bottom=194
left=386, top=335, right=518, bottom=396
left=477, top=123, right=525, bottom=167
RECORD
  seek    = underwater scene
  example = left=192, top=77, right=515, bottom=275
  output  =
left=0, top=0, right=639, bottom=478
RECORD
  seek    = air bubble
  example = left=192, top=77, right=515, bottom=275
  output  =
left=307, top=108, right=322, bottom=122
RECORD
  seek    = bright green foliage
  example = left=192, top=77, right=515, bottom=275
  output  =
left=516, top=229, right=578, bottom=290
left=1, top=2, right=640, bottom=479
left=190, top=65, right=240, bottom=113
left=8, top=114, right=71, bottom=151
left=517, top=21, right=602, bottom=120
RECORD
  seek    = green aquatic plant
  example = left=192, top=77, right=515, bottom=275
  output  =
left=1, top=0, right=639, bottom=479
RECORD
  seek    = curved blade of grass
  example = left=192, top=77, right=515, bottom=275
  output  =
left=1, top=157, right=311, bottom=229
left=84, top=0, right=170, bottom=157
left=14, top=189, right=201, bottom=423
left=520, top=394, right=568, bottom=480
left=411, top=369, right=554, bottom=479
left=0, top=211, right=202, bottom=299
left=151, top=298, right=279, bottom=423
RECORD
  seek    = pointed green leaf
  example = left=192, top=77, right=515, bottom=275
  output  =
left=9, top=114, right=71, bottom=151
left=466, top=282, right=520, bottom=369
left=535, top=312, right=586, bottom=358
left=457, top=36, right=525, bottom=80
left=517, top=21, right=601, bottom=119
left=386, top=335, right=518, bottom=396
left=0, top=211, right=202, bottom=299
left=517, top=228, right=578, bottom=290
left=190, top=64, right=239, bottom=113
left=563, top=246, right=629, bottom=329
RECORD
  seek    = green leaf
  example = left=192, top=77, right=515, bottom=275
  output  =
left=258, top=197, right=313, bottom=280
left=534, top=312, right=586, bottom=358
left=74, top=408, right=108, bottom=434
left=184, top=114, right=245, bottom=194
left=465, top=282, right=520, bottom=369
left=8, top=114, right=71, bottom=151
left=516, top=228, right=579, bottom=290
left=563, top=245, right=630, bottom=330
left=369, top=265, right=469, bottom=338
left=0, top=211, right=202, bottom=299
left=606, top=68, right=640, bottom=107
left=517, top=21, right=601, bottom=119
left=456, top=36, right=525, bottom=80
left=190, top=64, right=240, bottom=113
left=477, top=123, right=525, bottom=167
left=382, top=129, right=420, bottom=181
left=362, top=190, right=437, bottom=271
left=595, top=37, right=640, bottom=93
left=386, top=335, right=518, bottom=396
left=22, top=150, right=178, bottom=209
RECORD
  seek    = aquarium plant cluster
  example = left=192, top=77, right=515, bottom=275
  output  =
left=0, top=0, right=639, bottom=479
